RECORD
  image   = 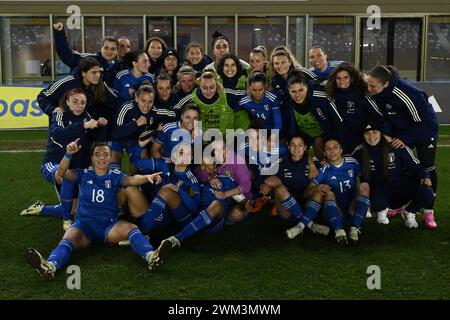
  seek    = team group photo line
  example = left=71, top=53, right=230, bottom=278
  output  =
left=20, top=20, right=439, bottom=280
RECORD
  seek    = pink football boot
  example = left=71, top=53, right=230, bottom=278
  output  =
left=423, top=211, right=437, bottom=230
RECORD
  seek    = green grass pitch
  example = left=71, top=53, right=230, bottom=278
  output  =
left=0, top=127, right=449, bottom=299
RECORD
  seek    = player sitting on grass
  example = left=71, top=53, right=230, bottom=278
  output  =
left=259, top=134, right=330, bottom=237
left=25, top=139, right=165, bottom=280
left=286, top=138, right=371, bottom=244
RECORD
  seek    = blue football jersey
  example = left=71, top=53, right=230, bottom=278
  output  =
left=171, top=168, right=201, bottom=199
left=74, top=167, right=127, bottom=222
left=313, top=157, right=361, bottom=207
left=241, top=142, right=287, bottom=184
left=156, top=121, right=202, bottom=158
left=309, top=60, right=344, bottom=81
left=277, top=155, right=311, bottom=198
left=238, top=91, right=281, bottom=130
left=200, top=175, right=237, bottom=210
left=113, top=69, right=155, bottom=100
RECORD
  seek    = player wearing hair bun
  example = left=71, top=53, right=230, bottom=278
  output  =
left=308, top=45, right=344, bottom=82
left=205, top=31, right=250, bottom=72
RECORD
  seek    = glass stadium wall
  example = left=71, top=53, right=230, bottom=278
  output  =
left=0, top=12, right=449, bottom=85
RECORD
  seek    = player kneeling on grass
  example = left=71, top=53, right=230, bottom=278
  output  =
left=258, top=134, right=329, bottom=238
left=25, top=140, right=165, bottom=280
left=287, top=138, right=370, bottom=244
left=351, top=121, right=435, bottom=229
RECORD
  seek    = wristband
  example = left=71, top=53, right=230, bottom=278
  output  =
left=64, top=153, right=73, bottom=159
left=232, top=194, right=246, bottom=203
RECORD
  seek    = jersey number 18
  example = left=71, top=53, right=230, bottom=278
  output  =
left=91, top=189, right=105, bottom=203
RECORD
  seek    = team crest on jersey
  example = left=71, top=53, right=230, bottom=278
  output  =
left=316, top=107, right=326, bottom=119
left=346, top=101, right=355, bottom=113
left=283, top=169, right=292, bottom=179
left=386, top=104, right=393, bottom=110
left=263, top=104, right=269, bottom=111
left=105, top=180, right=112, bottom=189
left=348, top=170, right=354, bottom=178
left=388, top=152, right=395, bottom=163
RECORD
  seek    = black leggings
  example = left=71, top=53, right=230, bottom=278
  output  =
left=416, top=137, right=437, bottom=209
